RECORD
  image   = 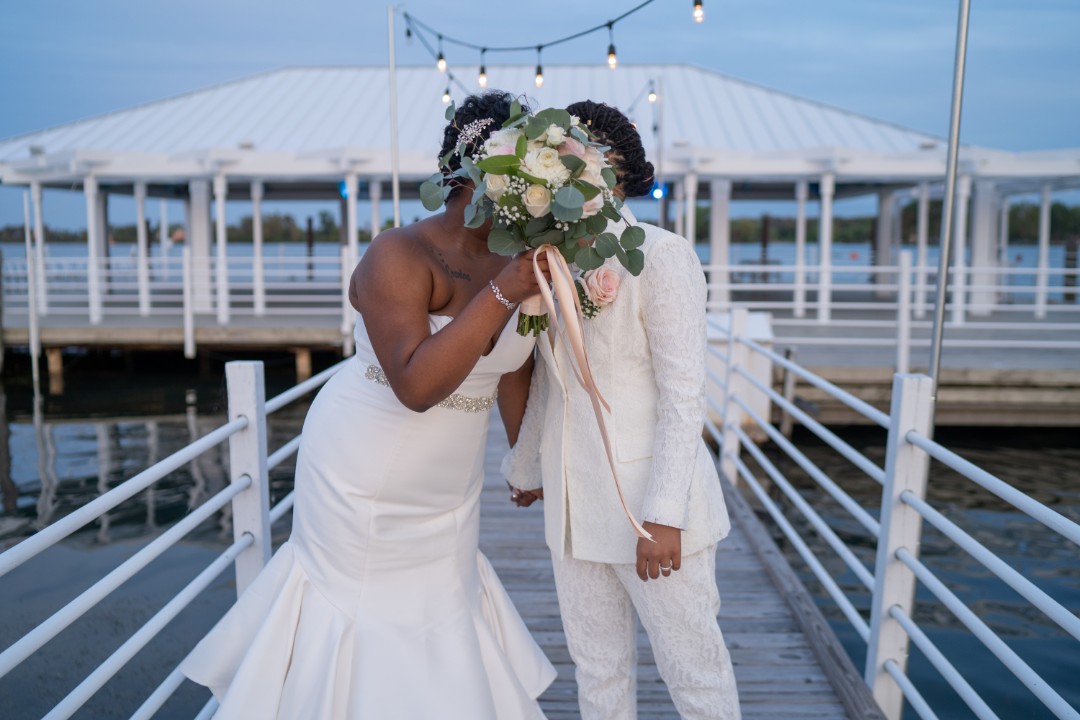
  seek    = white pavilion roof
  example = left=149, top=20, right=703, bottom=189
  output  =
left=1, top=64, right=1077, bottom=191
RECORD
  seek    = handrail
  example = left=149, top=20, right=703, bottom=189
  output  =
left=905, top=431, right=1080, bottom=546
left=0, top=417, right=248, bottom=579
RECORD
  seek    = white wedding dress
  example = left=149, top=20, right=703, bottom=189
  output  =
left=181, top=312, right=555, bottom=719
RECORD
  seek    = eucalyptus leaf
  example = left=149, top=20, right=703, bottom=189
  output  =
left=570, top=222, right=590, bottom=239
left=524, top=117, right=549, bottom=140
left=440, top=148, right=455, bottom=167
left=488, top=227, right=523, bottom=256
left=620, top=225, right=646, bottom=250
left=463, top=202, right=481, bottom=228
left=440, top=184, right=452, bottom=200
left=509, top=99, right=522, bottom=118
left=552, top=202, right=582, bottom=223
left=445, top=102, right=456, bottom=122
left=601, top=204, right=622, bottom=222
left=601, top=167, right=617, bottom=189
left=572, top=179, right=601, bottom=201
left=595, top=233, right=619, bottom=259
left=569, top=126, right=589, bottom=143
left=574, top=245, right=604, bottom=271
left=533, top=227, right=564, bottom=248
left=476, top=155, right=520, bottom=175
left=554, top=185, right=585, bottom=209
left=419, top=180, right=444, bottom=211
left=557, top=242, right=577, bottom=264
left=533, top=108, right=572, bottom=128
left=525, top=217, right=550, bottom=236
left=613, top=242, right=629, bottom=269
left=461, top=156, right=482, bottom=185
left=471, top=180, right=488, bottom=205
left=625, top=248, right=645, bottom=276
left=515, top=134, right=527, bottom=159
left=560, top=154, right=586, bottom=175
left=586, top=213, right=608, bottom=235
left=517, top=169, right=547, bottom=186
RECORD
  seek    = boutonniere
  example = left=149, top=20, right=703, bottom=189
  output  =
left=576, top=267, right=620, bottom=319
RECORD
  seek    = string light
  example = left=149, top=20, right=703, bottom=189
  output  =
left=478, top=48, right=488, bottom=88
left=693, top=0, right=704, bottom=23
left=436, top=35, right=447, bottom=72
left=535, top=47, right=544, bottom=88
left=442, top=86, right=451, bottom=104
left=648, top=80, right=657, bottom=103
left=606, top=23, right=618, bottom=70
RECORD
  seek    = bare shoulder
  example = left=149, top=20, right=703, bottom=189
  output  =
left=354, top=224, right=440, bottom=314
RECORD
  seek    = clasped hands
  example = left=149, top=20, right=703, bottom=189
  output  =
left=509, top=486, right=681, bottom=582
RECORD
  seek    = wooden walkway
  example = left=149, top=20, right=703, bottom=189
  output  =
left=478, top=423, right=882, bottom=720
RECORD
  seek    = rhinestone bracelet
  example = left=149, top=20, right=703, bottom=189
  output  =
left=489, top=280, right=516, bottom=311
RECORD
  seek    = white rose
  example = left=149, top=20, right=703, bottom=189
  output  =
left=545, top=124, right=566, bottom=146
left=523, top=146, right=571, bottom=186
left=485, top=173, right=508, bottom=200
left=570, top=115, right=580, bottom=127
left=523, top=185, right=552, bottom=218
left=483, top=127, right=522, bottom=157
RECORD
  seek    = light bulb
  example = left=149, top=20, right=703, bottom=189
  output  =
left=648, top=89, right=657, bottom=103
left=535, top=65, right=544, bottom=88
left=442, top=87, right=451, bottom=104
left=693, top=0, right=704, bottom=23
left=607, top=44, right=618, bottom=70
left=437, top=52, right=447, bottom=72
left=478, top=66, right=488, bottom=88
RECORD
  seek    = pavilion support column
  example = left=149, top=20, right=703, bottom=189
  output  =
left=345, top=172, right=359, bottom=267
left=369, top=178, right=383, bottom=239
left=969, top=180, right=999, bottom=316
left=187, top=180, right=213, bottom=314
left=914, top=183, right=930, bottom=318
left=135, top=181, right=151, bottom=316
left=158, top=200, right=172, bottom=281
left=794, top=180, right=809, bottom=317
left=684, top=171, right=699, bottom=245
left=30, top=181, right=48, bottom=316
left=213, top=174, right=229, bottom=325
left=82, top=177, right=103, bottom=324
left=708, top=179, right=731, bottom=311
left=251, top=180, right=266, bottom=317
left=818, top=172, right=835, bottom=323
left=95, top=190, right=111, bottom=295
left=874, top=190, right=897, bottom=299
left=673, top=180, right=685, bottom=239
left=950, top=175, right=972, bottom=325
left=998, top=194, right=1010, bottom=267
left=1035, top=184, right=1052, bottom=319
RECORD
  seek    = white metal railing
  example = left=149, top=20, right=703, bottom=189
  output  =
left=3, top=251, right=359, bottom=360
left=0, top=358, right=349, bottom=720
left=707, top=308, right=1080, bottom=720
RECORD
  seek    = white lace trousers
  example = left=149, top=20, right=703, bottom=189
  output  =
left=550, top=544, right=741, bottom=720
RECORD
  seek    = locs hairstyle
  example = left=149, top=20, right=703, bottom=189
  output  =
left=438, top=91, right=518, bottom=200
left=565, top=100, right=654, bottom=198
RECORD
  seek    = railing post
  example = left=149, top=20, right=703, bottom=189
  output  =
left=182, top=247, right=196, bottom=360
left=865, top=373, right=934, bottom=720
left=896, top=251, right=912, bottom=374
left=720, top=308, right=750, bottom=488
left=134, top=181, right=151, bottom=317
left=779, top=347, right=797, bottom=438
left=340, top=246, right=356, bottom=357
left=225, top=361, right=271, bottom=596
left=213, top=174, right=230, bottom=325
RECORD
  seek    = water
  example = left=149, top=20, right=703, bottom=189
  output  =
left=0, top=365, right=1077, bottom=718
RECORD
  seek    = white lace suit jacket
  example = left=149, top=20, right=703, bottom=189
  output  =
left=502, top=211, right=731, bottom=564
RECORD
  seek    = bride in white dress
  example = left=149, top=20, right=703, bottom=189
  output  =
left=181, top=92, right=556, bottom=719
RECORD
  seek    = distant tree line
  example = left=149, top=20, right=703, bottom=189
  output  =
left=2, top=203, right=1077, bottom=247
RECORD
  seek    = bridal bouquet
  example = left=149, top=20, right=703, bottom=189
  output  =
left=421, top=100, right=646, bottom=336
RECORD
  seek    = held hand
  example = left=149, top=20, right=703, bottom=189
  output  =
left=493, top=249, right=551, bottom=305
left=509, top=486, right=544, bottom=507
left=636, top=522, right=682, bottom=582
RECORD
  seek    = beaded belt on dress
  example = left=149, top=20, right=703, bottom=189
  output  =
left=364, top=365, right=497, bottom=413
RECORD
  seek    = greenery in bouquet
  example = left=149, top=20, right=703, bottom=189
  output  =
left=420, top=100, right=646, bottom=336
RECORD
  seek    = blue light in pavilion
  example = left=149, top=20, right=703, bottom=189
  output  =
left=339, top=180, right=349, bottom=199
left=651, top=181, right=665, bottom=200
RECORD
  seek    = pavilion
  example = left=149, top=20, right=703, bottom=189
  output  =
left=1, top=63, right=1077, bottom=323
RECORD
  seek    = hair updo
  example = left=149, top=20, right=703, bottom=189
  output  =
left=438, top=91, right=519, bottom=199
left=565, top=100, right=654, bottom=198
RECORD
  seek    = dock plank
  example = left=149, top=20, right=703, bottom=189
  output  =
left=478, top=421, right=877, bottom=719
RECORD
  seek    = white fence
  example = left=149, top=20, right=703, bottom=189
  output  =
left=709, top=308, right=1080, bottom=720
left=0, top=359, right=348, bottom=720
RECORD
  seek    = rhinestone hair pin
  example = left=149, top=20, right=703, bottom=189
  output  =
left=457, top=117, right=495, bottom=151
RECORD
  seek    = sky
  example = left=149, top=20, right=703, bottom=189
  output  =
left=1, top=0, right=1078, bottom=230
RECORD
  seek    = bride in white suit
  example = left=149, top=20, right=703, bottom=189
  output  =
left=503, top=100, right=741, bottom=720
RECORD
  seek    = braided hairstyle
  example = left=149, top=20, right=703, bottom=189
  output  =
left=438, top=91, right=519, bottom=200
left=566, top=100, right=654, bottom=198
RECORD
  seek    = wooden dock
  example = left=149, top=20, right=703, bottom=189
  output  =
left=478, top=423, right=883, bottom=720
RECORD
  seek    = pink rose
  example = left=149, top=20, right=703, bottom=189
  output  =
left=584, top=267, right=620, bottom=307
left=580, top=193, right=605, bottom=218
left=557, top=137, right=586, bottom=160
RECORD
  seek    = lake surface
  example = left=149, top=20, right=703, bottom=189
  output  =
left=0, top=362, right=1077, bottom=718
